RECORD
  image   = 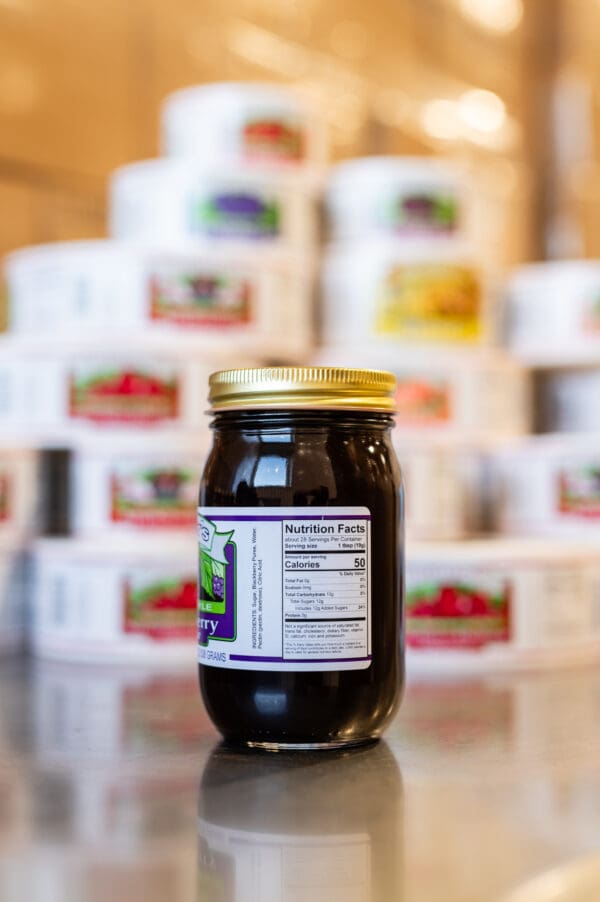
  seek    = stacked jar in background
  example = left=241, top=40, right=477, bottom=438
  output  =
left=0, top=82, right=325, bottom=664
left=316, top=155, right=530, bottom=543
left=402, top=256, right=600, bottom=672
left=491, top=261, right=600, bottom=535
left=313, top=156, right=600, bottom=673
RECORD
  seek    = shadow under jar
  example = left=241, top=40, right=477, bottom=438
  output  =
left=198, top=367, right=404, bottom=750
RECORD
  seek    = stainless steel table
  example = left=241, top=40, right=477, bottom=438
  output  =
left=1, top=655, right=600, bottom=901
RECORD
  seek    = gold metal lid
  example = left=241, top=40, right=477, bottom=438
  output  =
left=208, top=366, right=397, bottom=412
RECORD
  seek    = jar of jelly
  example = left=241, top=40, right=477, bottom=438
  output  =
left=198, top=367, right=404, bottom=749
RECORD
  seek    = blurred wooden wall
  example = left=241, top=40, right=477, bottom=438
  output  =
left=0, top=0, right=550, bottom=264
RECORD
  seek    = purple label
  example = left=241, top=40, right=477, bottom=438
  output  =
left=195, top=192, right=280, bottom=239
left=198, top=538, right=236, bottom=646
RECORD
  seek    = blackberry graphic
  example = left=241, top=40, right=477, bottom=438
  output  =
left=212, top=574, right=224, bottom=600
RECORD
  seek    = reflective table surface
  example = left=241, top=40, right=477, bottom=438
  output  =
left=1, top=655, right=600, bottom=901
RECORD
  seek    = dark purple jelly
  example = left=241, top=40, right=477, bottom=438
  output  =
left=198, top=403, right=404, bottom=750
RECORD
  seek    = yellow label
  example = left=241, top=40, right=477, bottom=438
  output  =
left=375, top=264, right=482, bottom=341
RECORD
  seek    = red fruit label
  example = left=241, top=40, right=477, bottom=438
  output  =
left=0, top=474, right=10, bottom=523
left=148, top=269, right=253, bottom=328
left=242, top=118, right=305, bottom=163
left=69, top=367, right=179, bottom=424
left=406, top=578, right=511, bottom=649
left=111, top=465, right=197, bottom=527
left=395, top=378, right=451, bottom=424
left=123, top=573, right=197, bottom=640
left=557, top=465, right=600, bottom=518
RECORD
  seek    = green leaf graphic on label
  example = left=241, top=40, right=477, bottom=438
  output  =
left=198, top=515, right=237, bottom=641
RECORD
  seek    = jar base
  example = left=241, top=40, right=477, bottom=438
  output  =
left=241, top=735, right=380, bottom=753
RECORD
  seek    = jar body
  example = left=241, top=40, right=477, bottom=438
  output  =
left=198, top=409, right=404, bottom=749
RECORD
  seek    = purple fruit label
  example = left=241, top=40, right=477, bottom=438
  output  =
left=198, top=515, right=237, bottom=646
left=194, top=192, right=280, bottom=239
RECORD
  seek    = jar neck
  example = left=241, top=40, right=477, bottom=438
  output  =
left=210, top=408, right=395, bottom=432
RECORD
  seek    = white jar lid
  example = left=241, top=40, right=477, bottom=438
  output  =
left=508, top=259, right=600, bottom=297
left=161, top=82, right=326, bottom=179
left=5, top=239, right=118, bottom=270
left=407, top=537, right=596, bottom=566
left=69, top=430, right=211, bottom=456
left=489, top=431, right=600, bottom=458
left=110, top=157, right=314, bottom=194
left=163, top=81, right=313, bottom=114
left=5, top=237, right=307, bottom=271
left=312, top=344, right=520, bottom=372
left=323, top=235, right=475, bottom=268
left=33, top=534, right=196, bottom=563
left=327, top=155, right=463, bottom=197
left=0, top=331, right=260, bottom=362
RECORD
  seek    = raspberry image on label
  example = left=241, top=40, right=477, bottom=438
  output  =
left=69, top=368, right=179, bottom=423
left=406, top=579, right=511, bottom=649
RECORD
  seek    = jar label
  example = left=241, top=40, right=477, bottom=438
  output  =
left=69, top=365, right=180, bottom=424
left=557, top=464, right=600, bottom=518
left=406, top=575, right=511, bottom=649
left=110, top=464, right=197, bottom=527
left=197, top=506, right=372, bottom=671
left=242, top=117, right=305, bottom=164
left=382, top=192, right=459, bottom=235
left=148, top=267, right=253, bottom=327
left=375, top=264, right=481, bottom=341
left=395, top=377, right=452, bottom=424
left=123, top=571, right=197, bottom=640
left=193, top=192, right=281, bottom=239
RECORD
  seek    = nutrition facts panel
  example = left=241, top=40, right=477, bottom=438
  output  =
left=281, top=513, right=371, bottom=665
left=198, top=505, right=373, bottom=671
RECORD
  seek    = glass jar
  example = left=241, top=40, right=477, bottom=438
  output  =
left=198, top=367, right=404, bottom=750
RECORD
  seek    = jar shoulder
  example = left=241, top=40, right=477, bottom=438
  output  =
left=200, top=429, right=402, bottom=505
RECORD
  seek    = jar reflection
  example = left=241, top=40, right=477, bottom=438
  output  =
left=197, top=741, right=403, bottom=901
